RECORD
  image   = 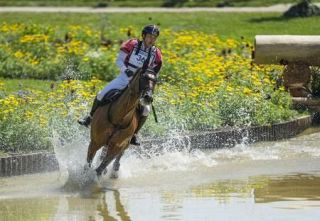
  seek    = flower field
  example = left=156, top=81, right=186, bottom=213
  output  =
left=0, top=23, right=299, bottom=153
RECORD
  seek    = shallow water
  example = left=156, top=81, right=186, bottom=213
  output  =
left=0, top=130, right=320, bottom=221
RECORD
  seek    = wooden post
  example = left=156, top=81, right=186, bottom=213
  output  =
left=254, top=35, right=320, bottom=97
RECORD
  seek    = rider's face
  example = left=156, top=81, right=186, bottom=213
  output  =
left=143, top=34, right=158, bottom=48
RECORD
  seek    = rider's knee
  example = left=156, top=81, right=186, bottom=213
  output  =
left=96, top=92, right=104, bottom=101
left=141, top=105, right=151, bottom=116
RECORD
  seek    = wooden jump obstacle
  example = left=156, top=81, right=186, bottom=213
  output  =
left=253, top=35, right=320, bottom=112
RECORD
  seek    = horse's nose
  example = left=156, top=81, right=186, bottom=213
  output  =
left=144, top=94, right=153, bottom=103
left=141, top=90, right=153, bottom=104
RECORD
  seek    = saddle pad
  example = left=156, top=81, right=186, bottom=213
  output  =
left=101, top=89, right=123, bottom=106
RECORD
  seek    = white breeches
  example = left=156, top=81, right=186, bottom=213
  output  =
left=97, top=72, right=131, bottom=101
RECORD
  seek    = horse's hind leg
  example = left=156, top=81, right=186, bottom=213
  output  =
left=87, top=141, right=100, bottom=167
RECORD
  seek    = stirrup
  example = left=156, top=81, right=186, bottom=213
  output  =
left=78, top=116, right=91, bottom=127
left=130, top=135, right=140, bottom=146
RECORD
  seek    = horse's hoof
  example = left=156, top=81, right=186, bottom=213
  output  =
left=110, top=171, right=119, bottom=179
left=96, top=169, right=102, bottom=177
left=83, top=164, right=90, bottom=172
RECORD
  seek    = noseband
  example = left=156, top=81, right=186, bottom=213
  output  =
left=139, top=70, right=157, bottom=92
left=142, top=71, right=157, bottom=83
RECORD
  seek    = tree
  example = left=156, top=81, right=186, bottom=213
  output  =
left=283, top=0, right=320, bottom=18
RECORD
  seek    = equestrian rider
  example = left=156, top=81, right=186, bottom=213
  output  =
left=78, top=24, right=163, bottom=146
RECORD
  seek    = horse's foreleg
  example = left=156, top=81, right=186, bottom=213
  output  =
left=110, top=151, right=124, bottom=179
left=113, top=151, right=123, bottom=172
left=95, top=146, right=119, bottom=177
left=87, top=141, right=100, bottom=167
left=96, top=154, right=114, bottom=177
left=99, top=146, right=108, bottom=161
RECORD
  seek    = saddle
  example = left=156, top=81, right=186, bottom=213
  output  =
left=101, top=89, right=124, bottom=106
left=101, top=88, right=143, bottom=114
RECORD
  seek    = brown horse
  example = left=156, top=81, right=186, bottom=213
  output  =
left=87, top=69, right=157, bottom=177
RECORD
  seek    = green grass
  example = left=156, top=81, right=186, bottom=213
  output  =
left=0, top=0, right=308, bottom=7
left=0, top=78, right=53, bottom=93
left=1, top=12, right=319, bottom=41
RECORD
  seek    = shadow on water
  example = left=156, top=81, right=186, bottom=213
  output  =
left=253, top=173, right=320, bottom=203
left=60, top=188, right=132, bottom=221
left=189, top=172, right=320, bottom=203
left=0, top=176, right=133, bottom=221
left=4, top=176, right=134, bottom=221
left=97, top=189, right=131, bottom=221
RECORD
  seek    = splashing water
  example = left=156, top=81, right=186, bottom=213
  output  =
left=49, top=112, right=320, bottom=188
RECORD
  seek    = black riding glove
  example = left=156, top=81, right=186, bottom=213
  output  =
left=125, top=69, right=134, bottom=77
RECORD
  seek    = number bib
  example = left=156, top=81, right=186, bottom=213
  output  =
left=128, top=46, right=155, bottom=71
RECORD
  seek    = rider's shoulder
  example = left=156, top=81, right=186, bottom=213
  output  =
left=122, top=38, right=139, bottom=47
left=154, top=47, right=162, bottom=59
left=120, top=38, right=139, bottom=53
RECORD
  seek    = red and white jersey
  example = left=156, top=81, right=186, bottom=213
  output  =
left=98, top=39, right=162, bottom=101
left=119, top=39, right=162, bottom=74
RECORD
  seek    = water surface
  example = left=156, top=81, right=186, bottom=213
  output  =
left=0, top=130, right=320, bottom=221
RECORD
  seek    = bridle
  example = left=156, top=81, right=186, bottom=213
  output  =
left=107, top=69, right=157, bottom=129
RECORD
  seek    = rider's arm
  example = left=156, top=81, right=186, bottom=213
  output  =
left=116, top=39, right=137, bottom=76
left=116, top=50, right=128, bottom=73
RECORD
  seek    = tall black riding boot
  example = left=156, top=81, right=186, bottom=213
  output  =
left=78, top=97, right=101, bottom=127
left=130, top=115, right=148, bottom=146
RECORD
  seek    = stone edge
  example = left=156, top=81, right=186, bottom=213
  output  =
left=0, top=115, right=313, bottom=177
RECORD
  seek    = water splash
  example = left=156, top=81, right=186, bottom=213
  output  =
left=50, top=122, right=211, bottom=182
left=60, top=60, right=82, bottom=80
left=49, top=108, right=320, bottom=184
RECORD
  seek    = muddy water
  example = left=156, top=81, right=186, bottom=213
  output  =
left=0, top=130, right=320, bottom=221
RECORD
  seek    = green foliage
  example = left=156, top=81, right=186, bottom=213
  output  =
left=0, top=115, right=52, bottom=153
left=0, top=0, right=307, bottom=7
left=214, top=85, right=296, bottom=127
left=0, top=22, right=121, bottom=80
left=311, top=67, right=320, bottom=97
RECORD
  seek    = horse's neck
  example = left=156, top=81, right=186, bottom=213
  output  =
left=109, top=75, right=140, bottom=124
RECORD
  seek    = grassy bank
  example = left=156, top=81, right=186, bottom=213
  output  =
left=0, top=0, right=307, bottom=7
left=0, top=78, right=53, bottom=93
left=1, top=12, right=319, bottom=40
